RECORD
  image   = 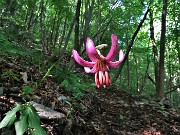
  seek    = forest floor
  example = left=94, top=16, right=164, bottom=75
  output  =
left=0, top=56, right=180, bottom=135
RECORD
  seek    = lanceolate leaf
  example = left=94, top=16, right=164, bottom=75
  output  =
left=7, top=113, right=16, bottom=128
left=15, top=111, right=28, bottom=135
left=0, top=104, right=22, bottom=128
left=26, top=106, right=47, bottom=135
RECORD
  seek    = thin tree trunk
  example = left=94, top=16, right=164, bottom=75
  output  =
left=113, top=8, right=150, bottom=82
left=133, top=54, right=139, bottom=91
left=53, top=14, right=62, bottom=47
left=40, top=0, right=45, bottom=52
left=125, top=28, right=130, bottom=87
left=80, top=0, right=95, bottom=51
left=27, top=10, right=34, bottom=30
left=149, top=8, right=159, bottom=93
left=74, top=0, right=81, bottom=52
left=92, top=17, right=112, bottom=39
left=58, top=15, right=67, bottom=51
left=26, top=0, right=37, bottom=31
left=140, top=45, right=150, bottom=92
left=158, top=0, right=168, bottom=98
left=59, top=0, right=81, bottom=57
left=50, top=11, right=57, bottom=46
left=97, top=0, right=101, bottom=44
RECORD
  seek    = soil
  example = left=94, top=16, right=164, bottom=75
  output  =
left=0, top=56, right=180, bottom=135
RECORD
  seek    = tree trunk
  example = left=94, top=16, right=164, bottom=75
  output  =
left=58, top=15, right=67, bottom=51
left=50, top=11, right=57, bottom=46
left=113, top=8, right=150, bottom=82
left=53, top=13, right=62, bottom=47
left=158, top=0, right=168, bottom=98
left=26, top=0, right=37, bottom=31
left=97, top=0, right=101, bottom=44
left=74, top=0, right=81, bottom=52
left=140, top=45, right=151, bottom=92
left=80, top=0, right=95, bottom=51
left=59, top=0, right=82, bottom=57
left=125, top=28, right=130, bottom=87
left=149, top=8, right=160, bottom=95
left=133, top=53, right=139, bottom=91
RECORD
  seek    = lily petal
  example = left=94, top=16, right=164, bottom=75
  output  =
left=118, top=49, right=125, bottom=62
left=106, top=50, right=124, bottom=68
left=105, top=34, right=118, bottom=61
left=86, top=38, right=102, bottom=61
left=99, top=71, right=103, bottom=85
left=72, top=50, right=95, bottom=67
left=105, top=71, right=111, bottom=85
left=95, top=73, right=100, bottom=88
left=84, top=66, right=97, bottom=74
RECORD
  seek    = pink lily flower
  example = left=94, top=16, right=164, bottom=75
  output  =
left=72, top=34, right=124, bottom=88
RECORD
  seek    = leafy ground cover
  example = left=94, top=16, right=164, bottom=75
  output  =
left=0, top=56, right=179, bottom=135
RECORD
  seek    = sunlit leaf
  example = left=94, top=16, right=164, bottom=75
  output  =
left=0, top=104, right=22, bottom=128
left=15, top=112, right=28, bottom=135
left=22, top=86, right=35, bottom=95
left=26, top=106, right=47, bottom=135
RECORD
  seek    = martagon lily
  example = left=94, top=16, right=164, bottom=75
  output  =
left=72, top=34, right=124, bottom=88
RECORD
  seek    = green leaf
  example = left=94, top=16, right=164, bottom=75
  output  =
left=41, top=63, right=55, bottom=82
left=61, top=79, right=69, bottom=87
left=15, top=112, right=28, bottom=135
left=26, top=106, right=47, bottom=135
left=7, top=112, right=16, bottom=128
left=22, top=86, right=35, bottom=95
left=0, top=104, right=22, bottom=128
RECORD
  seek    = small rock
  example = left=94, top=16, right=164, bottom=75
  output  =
left=32, top=102, right=66, bottom=121
left=58, top=95, right=67, bottom=102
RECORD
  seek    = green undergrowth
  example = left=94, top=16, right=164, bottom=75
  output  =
left=51, top=65, right=95, bottom=99
left=0, top=102, right=47, bottom=135
left=0, top=34, right=95, bottom=100
left=0, top=34, right=44, bottom=64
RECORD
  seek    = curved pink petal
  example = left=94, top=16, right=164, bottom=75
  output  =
left=105, top=71, right=111, bottom=85
left=86, top=38, right=102, bottom=61
left=105, top=34, right=118, bottom=61
left=95, top=73, right=100, bottom=88
left=118, top=49, right=125, bottom=62
left=106, top=50, right=124, bottom=68
left=72, top=50, right=95, bottom=67
left=84, top=66, right=97, bottom=74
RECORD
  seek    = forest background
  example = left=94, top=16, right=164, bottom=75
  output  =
left=0, top=0, right=179, bottom=106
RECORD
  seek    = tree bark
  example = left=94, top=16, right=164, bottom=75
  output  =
left=50, top=11, right=57, bottom=46
left=149, top=8, right=160, bottom=96
left=59, top=0, right=81, bottom=57
left=53, top=13, right=62, bottom=47
left=125, top=28, right=130, bottom=87
left=79, top=0, right=95, bottom=51
left=58, top=15, right=67, bottom=51
left=140, top=51, right=151, bottom=92
left=158, top=0, right=168, bottom=98
left=74, top=0, right=81, bottom=53
left=97, top=0, right=101, bottom=44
